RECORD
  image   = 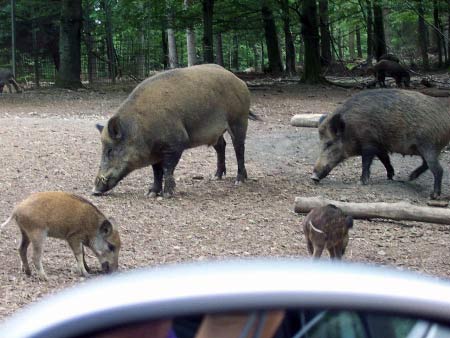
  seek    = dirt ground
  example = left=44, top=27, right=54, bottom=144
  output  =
left=1, top=81, right=450, bottom=320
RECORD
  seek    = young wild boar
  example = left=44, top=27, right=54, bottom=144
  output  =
left=302, top=204, right=353, bottom=259
left=0, top=68, right=21, bottom=93
left=311, top=89, right=450, bottom=199
left=92, top=64, right=255, bottom=198
left=367, top=60, right=410, bottom=88
left=0, top=192, right=121, bottom=280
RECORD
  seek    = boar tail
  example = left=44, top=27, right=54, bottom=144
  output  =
left=309, top=220, right=324, bottom=234
left=0, top=214, right=13, bottom=230
left=248, top=110, right=262, bottom=121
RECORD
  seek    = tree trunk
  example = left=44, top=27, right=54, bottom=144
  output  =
left=55, top=0, right=82, bottom=89
left=372, top=0, right=386, bottom=60
left=84, top=0, right=95, bottom=83
left=300, top=0, right=322, bottom=83
left=337, top=28, right=343, bottom=60
left=184, top=0, right=197, bottom=66
left=215, top=33, right=224, bottom=66
left=101, top=0, right=116, bottom=83
left=356, top=27, right=363, bottom=58
left=366, top=0, right=373, bottom=64
left=383, top=6, right=391, bottom=48
left=167, top=27, right=178, bottom=68
left=232, top=34, right=239, bottom=70
left=348, top=29, right=355, bottom=59
left=294, top=196, right=450, bottom=225
left=280, top=0, right=296, bottom=75
left=448, top=0, right=450, bottom=65
left=261, top=1, right=283, bottom=74
left=253, top=45, right=259, bottom=71
left=202, top=0, right=214, bottom=63
left=32, top=15, right=40, bottom=87
left=417, top=0, right=429, bottom=70
left=261, top=40, right=265, bottom=69
left=318, top=0, right=332, bottom=65
left=433, top=0, right=442, bottom=67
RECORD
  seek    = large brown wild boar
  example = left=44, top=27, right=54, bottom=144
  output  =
left=311, top=89, right=450, bottom=199
left=367, top=60, right=410, bottom=88
left=0, top=68, right=21, bottom=93
left=92, top=64, right=255, bottom=197
left=302, top=204, right=353, bottom=259
left=0, top=192, right=121, bottom=280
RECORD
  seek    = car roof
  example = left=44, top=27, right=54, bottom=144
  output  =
left=2, top=258, right=450, bottom=338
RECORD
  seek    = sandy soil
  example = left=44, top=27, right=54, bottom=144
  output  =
left=1, top=83, right=450, bottom=320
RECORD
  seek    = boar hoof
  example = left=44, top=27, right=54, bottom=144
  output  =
left=360, top=177, right=369, bottom=185
left=430, top=192, right=440, bottom=200
left=162, top=192, right=173, bottom=198
left=234, top=180, right=242, bottom=186
left=146, top=191, right=158, bottom=198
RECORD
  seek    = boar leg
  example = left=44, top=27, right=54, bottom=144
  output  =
left=0, top=84, right=4, bottom=93
left=409, top=158, right=428, bottom=181
left=68, top=238, right=90, bottom=277
left=328, top=246, right=343, bottom=260
left=30, top=233, right=48, bottom=280
left=147, top=162, right=163, bottom=197
left=162, top=150, right=183, bottom=197
left=82, top=245, right=91, bottom=274
left=377, top=151, right=395, bottom=180
left=419, top=148, right=443, bottom=199
left=361, top=148, right=376, bottom=185
left=9, top=78, right=21, bottom=93
left=18, top=229, right=31, bottom=276
left=229, top=123, right=248, bottom=184
left=306, top=238, right=314, bottom=255
left=213, top=136, right=226, bottom=179
left=312, top=244, right=324, bottom=259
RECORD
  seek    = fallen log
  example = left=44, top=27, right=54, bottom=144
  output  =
left=291, top=113, right=327, bottom=128
left=294, top=196, right=450, bottom=225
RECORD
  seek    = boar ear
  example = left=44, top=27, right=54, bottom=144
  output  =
left=107, top=116, right=123, bottom=140
left=96, top=124, right=104, bottom=133
left=345, top=216, right=353, bottom=229
left=329, top=114, right=345, bottom=136
left=100, top=220, right=113, bottom=237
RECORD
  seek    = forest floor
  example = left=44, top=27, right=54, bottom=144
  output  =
left=0, top=77, right=450, bottom=320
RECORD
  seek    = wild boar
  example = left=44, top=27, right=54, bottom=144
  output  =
left=367, top=60, right=410, bottom=88
left=302, top=204, right=353, bottom=259
left=379, top=53, right=400, bottom=63
left=0, top=192, right=121, bottom=280
left=93, top=64, right=255, bottom=197
left=311, top=89, right=450, bottom=199
left=0, top=68, right=21, bottom=93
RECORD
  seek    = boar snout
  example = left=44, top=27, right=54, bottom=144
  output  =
left=311, top=164, right=331, bottom=182
left=92, top=175, right=118, bottom=195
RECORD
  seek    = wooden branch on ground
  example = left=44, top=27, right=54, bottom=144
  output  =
left=294, top=196, right=450, bottom=225
left=291, top=113, right=327, bottom=128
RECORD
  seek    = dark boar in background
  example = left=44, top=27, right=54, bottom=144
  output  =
left=302, top=204, right=353, bottom=259
left=312, top=89, right=450, bottom=199
left=0, top=69, right=21, bottom=93
left=93, top=64, right=254, bottom=197
left=367, top=60, right=410, bottom=88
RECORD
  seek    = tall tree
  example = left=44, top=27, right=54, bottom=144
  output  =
left=202, top=0, right=214, bottom=63
left=432, top=0, right=442, bottom=67
left=232, top=34, right=239, bottom=70
left=417, top=0, right=429, bottom=69
left=348, top=29, right=355, bottom=59
left=55, top=0, right=82, bottom=88
left=365, top=0, right=374, bottom=63
left=356, top=27, right=363, bottom=58
left=215, top=33, right=224, bottom=66
left=319, top=0, right=332, bottom=65
left=280, top=0, right=296, bottom=75
left=300, top=0, right=322, bottom=83
left=101, top=0, right=116, bottom=83
left=261, top=1, right=283, bottom=74
left=372, top=0, right=386, bottom=60
left=184, top=0, right=197, bottom=66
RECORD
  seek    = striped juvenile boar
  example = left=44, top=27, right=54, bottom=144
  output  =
left=93, top=64, right=254, bottom=197
left=0, top=192, right=121, bottom=280
left=312, top=89, right=450, bottom=199
left=302, top=204, right=353, bottom=259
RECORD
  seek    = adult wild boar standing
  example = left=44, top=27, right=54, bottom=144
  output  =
left=93, top=64, right=255, bottom=197
left=312, top=89, right=450, bottom=199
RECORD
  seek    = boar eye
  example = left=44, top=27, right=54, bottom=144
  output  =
left=106, top=148, right=113, bottom=158
left=324, top=141, right=333, bottom=149
left=108, top=243, right=116, bottom=252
